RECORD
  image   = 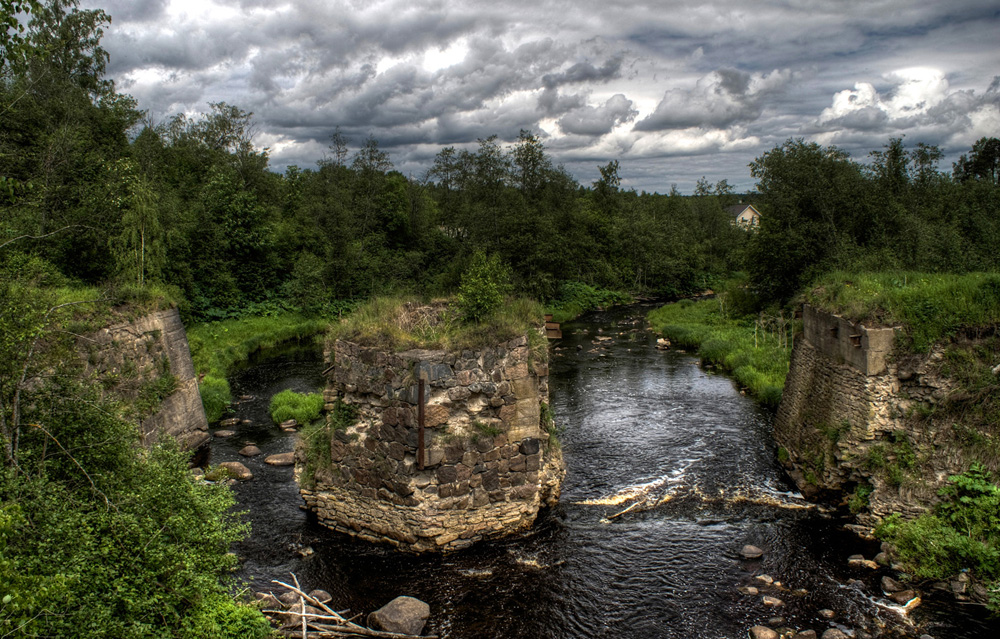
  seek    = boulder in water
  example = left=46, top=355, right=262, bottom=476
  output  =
left=265, top=452, right=295, bottom=466
left=750, top=626, right=778, bottom=639
left=239, top=445, right=262, bottom=457
left=740, top=544, right=764, bottom=559
left=367, top=596, right=430, bottom=636
left=218, top=461, right=253, bottom=481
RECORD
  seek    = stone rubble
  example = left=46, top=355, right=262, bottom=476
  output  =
left=298, top=333, right=565, bottom=552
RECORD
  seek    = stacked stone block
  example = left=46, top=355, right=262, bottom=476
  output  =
left=299, top=334, right=565, bottom=552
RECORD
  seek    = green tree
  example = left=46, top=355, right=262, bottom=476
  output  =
left=108, top=158, right=163, bottom=287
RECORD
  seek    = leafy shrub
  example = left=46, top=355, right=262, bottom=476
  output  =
left=0, top=388, right=260, bottom=638
left=454, top=251, right=512, bottom=323
left=270, top=389, right=324, bottom=424
left=877, top=463, right=1000, bottom=609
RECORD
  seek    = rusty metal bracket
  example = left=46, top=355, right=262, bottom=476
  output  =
left=417, top=378, right=425, bottom=471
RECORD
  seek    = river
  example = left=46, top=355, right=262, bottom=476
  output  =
left=209, top=306, right=998, bottom=638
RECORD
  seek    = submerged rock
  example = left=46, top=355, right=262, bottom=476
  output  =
left=219, top=417, right=240, bottom=427
left=367, top=596, right=430, bottom=636
left=218, top=461, right=253, bottom=480
left=750, top=626, right=778, bottom=639
left=740, top=544, right=764, bottom=559
left=265, top=452, right=296, bottom=466
left=213, top=429, right=236, bottom=437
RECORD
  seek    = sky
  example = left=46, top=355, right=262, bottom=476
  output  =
left=82, top=0, right=1000, bottom=193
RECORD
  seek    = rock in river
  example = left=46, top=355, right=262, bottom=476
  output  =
left=740, top=544, right=764, bottom=559
left=219, top=461, right=253, bottom=481
left=750, top=626, right=778, bottom=639
left=368, top=596, right=430, bottom=636
left=265, top=452, right=296, bottom=466
left=239, top=445, right=262, bottom=457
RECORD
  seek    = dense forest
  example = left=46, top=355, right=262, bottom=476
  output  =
left=2, top=1, right=999, bottom=637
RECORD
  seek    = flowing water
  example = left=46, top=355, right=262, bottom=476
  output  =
left=209, top=308, right=998, bottom=638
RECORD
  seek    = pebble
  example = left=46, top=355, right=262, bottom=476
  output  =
left=821, top=629, right=848, bottom=639
left=767, top=616, right=785, bottom=625
left=214, top=429, right=236, bottom=437
left=762, top=595, right=784, bottom=607
left=741, top=544, right=764, bottom=559
left=818, top=609, right=835, bottom=619
left=750, top=626, right=779, bottom=639
left=756, top=574, right=774, bottom=585
left=739, top=586, right=759, bottom=595
left=889, top=589, right=917, bottom=605
left=881, top=575, right=903, bottom=592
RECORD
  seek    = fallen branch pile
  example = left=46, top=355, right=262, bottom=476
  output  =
left=260, top=574, right=438, bottom=639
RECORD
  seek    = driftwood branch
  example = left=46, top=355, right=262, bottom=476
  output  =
left=268, top=576, right=438, bottom=639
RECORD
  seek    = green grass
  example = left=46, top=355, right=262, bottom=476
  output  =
left=187, top=313, right=329, bottom=422
left=546, top=282, right=632, bottom=324
left=647, top=298, right=791, bottom=409
left=806, top=271, right=1000, bottom=352
left=328, top=295, right=546, bottom=352
left=269, top=390, right=324, bottom=425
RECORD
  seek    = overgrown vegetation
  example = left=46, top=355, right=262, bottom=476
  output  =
left=806, top=272, right=1000, bottom=351
left=187, top=313, right=328, bottom=421
left=298, top=400, right=358, bottom=489
left=328, top=295, right=545, bottom=352
left=270, top=389, right=324, bottom=425
left=647, top=293, right=792, bottom=409
left=877, top=463, right=1000, bottom=610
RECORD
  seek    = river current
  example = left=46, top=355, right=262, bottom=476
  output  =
left=210, top=305, right=997, bottom=638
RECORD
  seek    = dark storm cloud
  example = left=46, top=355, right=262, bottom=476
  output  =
left=84, top=0, right=1000, bottom=192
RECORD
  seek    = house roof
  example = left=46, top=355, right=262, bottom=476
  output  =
left=725, top=203, right=760, bottom=219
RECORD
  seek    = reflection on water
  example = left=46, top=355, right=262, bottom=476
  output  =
left=210, top=311, right=997, bottom=638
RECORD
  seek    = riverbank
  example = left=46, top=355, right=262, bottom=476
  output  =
left=647, top=298, right=791, bottom=409
left=546, top=282, right=632, bottom=323
left=188, top=313, right=330, bottom=422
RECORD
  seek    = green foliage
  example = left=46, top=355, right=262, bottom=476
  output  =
left=187, top=312, right=328, bottom=422
left=199, top=375, right=231, bottom=424
left=299, top=400, right=357, bottom=487
left=455, top=251, right=513, bottom=323
left=270, top=389, right=324, bottom=425
left=0, top=394, right=263, bottom=638
left=547, top=281, right=632, bottom=323
left=849, top=482, right=874, bottom=514
left=473, top=419, right=503, bottom=438
left=877, top=464, right=1000, bottom=610
left=806, top=272, right=1000, bottom=352
left=647, top=298, right=790, bottom=409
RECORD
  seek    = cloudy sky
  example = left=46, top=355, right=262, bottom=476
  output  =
left=84, top=0, right=1000, bottom=193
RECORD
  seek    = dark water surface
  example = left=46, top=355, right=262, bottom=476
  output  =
left=210, top=308, right=997, bottom=638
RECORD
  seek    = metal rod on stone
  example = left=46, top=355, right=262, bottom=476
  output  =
left=417, top=377, right=425, bottom=470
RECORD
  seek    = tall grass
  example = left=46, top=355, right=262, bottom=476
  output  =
left=648, top=299, right=791, bottom=409
left=806, top=272, right=1000, bottom=352
left=328, top=296, right=545, bottom=352
left=187, top=313, right=329, bottom=422
left=269, top=390, right=324, bottom=425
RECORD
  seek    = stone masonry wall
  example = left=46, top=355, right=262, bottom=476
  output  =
left=298, top=334, right=565, bottom=552
left=775, top=304, right=963, bottom=523
left=84, top=308, right=209, bottom=450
